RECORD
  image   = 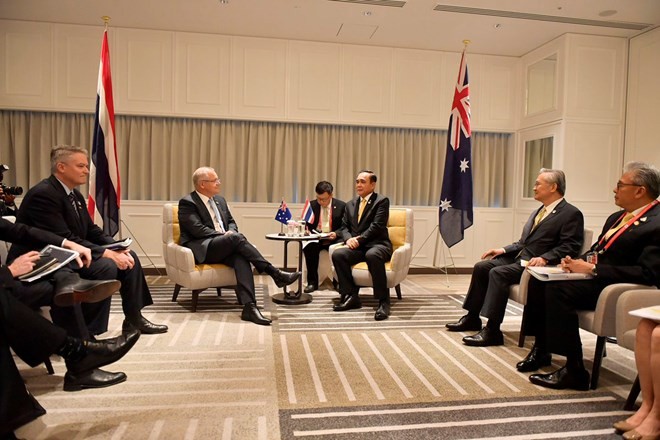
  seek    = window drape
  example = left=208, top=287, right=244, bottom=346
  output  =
left=0, top=110, right=512, bottom=207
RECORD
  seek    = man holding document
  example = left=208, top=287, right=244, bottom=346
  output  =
left=522, top=162, right=660, bottom=391
left=445, top=169, right=584, bottom=347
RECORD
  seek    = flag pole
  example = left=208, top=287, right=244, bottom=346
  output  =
left=102, top=15, right=110, bottom=29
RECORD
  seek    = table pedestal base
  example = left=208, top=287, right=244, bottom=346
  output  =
left=272, top=292, right=313, bottom=305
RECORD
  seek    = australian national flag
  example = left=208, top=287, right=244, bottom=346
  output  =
left=88, top=29, right=121, bottom=237
left=439, top=50, right=473, bottom=248
left=275, top=200, right=293, bottom=224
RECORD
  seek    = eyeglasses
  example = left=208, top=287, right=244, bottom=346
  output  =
left=201, top=179, right=221, bottom=184
left=616, top=182, right=642, bottom=190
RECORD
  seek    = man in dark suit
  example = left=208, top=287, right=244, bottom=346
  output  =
left=302, top=181, right=346, bottom=293
left=9, top=145, right=168, bottom=335
left=446, top=169, right=584, bottom=347
left=522, top=162, right=660, bottom=391
left=1, top=290, right=139, bottom=438
left=178, top=167, right=300, bottom=326
left=332, top=170, right=393, bottom=321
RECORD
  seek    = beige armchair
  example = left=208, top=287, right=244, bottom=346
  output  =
left=616, top=289, right=660, bottom=409
left=162, top=203, right=237, bottom=312
left=510, top=228, right=594, bottom=347
left=329, top=208, right=413, bottom=300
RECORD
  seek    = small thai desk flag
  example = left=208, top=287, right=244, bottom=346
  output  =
left=439, top=49, right=473, bottom=248
left=275, top=200, right=292, bottom=224
left=300, top=199, right=315, bottom=224
left=88, top=29, right=121, bottom=237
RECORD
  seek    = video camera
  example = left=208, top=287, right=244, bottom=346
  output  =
left=0, top=164, right=23, bottom=196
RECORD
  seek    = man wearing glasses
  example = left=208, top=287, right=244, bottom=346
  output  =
left=520, top=161, right=660, bottom=391
left=177, top=167, right=300, bottom=325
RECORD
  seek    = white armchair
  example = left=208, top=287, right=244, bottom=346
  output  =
left=162, top=203, right=237, bottom=312
left=329, top=208, right=413, bottom=300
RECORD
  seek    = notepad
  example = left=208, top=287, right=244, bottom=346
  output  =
left=527, top=266, right=593, bottom=282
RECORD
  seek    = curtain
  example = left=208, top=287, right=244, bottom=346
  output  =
left=0, top=110, right=512, bottom=207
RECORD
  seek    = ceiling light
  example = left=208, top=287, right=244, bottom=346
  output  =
left=363, top=11, right=373, bottom=16
left=494, top=23, right=502, bottom=29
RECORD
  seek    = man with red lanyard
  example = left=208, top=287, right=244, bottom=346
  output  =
left=302, top=181, right=346, bottom=293
left=519, top=161, right=660, bottom=391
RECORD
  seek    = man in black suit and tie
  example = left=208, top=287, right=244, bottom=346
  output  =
left=302, top=181, right=346, bottom=293
left=177, top=167, right=300, bottom=326
left=332, top=170, right=393, bottom=321
left=446, top=169, right=584, bottom=347
left=9, top=145, right=168, bottom=336
left=522, top=162, right=660, bottom=391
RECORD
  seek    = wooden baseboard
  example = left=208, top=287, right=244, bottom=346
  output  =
left=143, top=266, right=473, bottom=276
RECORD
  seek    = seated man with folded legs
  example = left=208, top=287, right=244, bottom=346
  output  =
left=178, top=167, right=300, bottom=326
left=1, top=290, right=139, bottom=439
left=302, top=181, right=345, bottom=293
left=522, top=162, right=660, bottom=390
left=9, top=145, right=167, bottom=335
left=332, top=170, right=393, bottom=321
left=446, top=169, right=584, bottom=347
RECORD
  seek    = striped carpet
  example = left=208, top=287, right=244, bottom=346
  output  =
left=14, top=276, right=634, bottom=439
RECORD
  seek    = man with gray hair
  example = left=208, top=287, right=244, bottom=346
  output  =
left=523, top=161, right=660, bottom=391
left=446, top=168, right=585, bottom=350
left=177, top=167, right=300, bottom=325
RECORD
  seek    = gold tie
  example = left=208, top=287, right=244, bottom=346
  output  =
left=532, top=207, right=546, bottom=229
left=604, top=212, right=634, bottom=240
left=358, top=198, right=367, bottom=222
left=322, top=206, right=330, bottom=233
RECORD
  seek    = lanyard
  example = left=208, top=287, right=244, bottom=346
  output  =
left=597, top=199, right=658, bottom=253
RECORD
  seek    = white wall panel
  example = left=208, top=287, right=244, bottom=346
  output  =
left=174, top=32, right=230, bottom=116
left=54, top=24, right=104, bottom=110
left=231, top=37, right=286, bottom=119
left=625, top=28, right=660, bottom=167
left=391, top=48, right=443, bottom=127
left=288, top=41, right=340, bottom=122
left=115, top=28, right=173, bottom=114
left=0, top=20, right=52, bottom=109
left=342, top=45, right=392, bottom=125
left=480, top=56, right=518, bottom=131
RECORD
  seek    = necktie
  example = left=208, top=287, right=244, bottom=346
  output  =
left=68, top=192, right=80, bottom=218
left=322, top=206, right=330, bottom=233
left=532, top=207, right=546, bottom=229
left=208, top=199, right=225, bottom=232
left=604, top=212, right=634, bottom=240
left=358, top=198, right=367, bottom=222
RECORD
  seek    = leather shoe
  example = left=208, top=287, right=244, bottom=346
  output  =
left=374, top=302, right=390, bottom=321
left=623, top=429, right=660, bottom=440
left=66, top=328, right=140, bottom=374
left=54, top=279, right=121, bottom=307
left=241, top=303, right=271, bottom=325
left=123, top=316, right=168, bottom=334
left=446, top=314, right=482, bottom=332
left=333, top=295, right=361, bottom=312
left=516, top=345, right=552, bottom=372
left=614, top=421, right=636, bottom=435
left=462, top=327, right=504, bottom=347
left=271, top=269, right=301, bottom=288
left=304, top=284, right=318, bottom=293
left=63, top=368, right=127, bottom=391
left=529, top=366, right=590, bottom=391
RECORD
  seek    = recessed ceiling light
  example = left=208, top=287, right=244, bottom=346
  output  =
left=219, top=0, right=229, bottom=4
left=494, top=23, right=502, bottom=29
left=599, top=9, right=618, bottom=17
left=363, top=11, right=373, bottom=16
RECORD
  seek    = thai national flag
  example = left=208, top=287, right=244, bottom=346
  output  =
left=439, top=49, right=473, bottom=248
left=300, top=198, right=315, bottom=224
left=88, top=29, right=121, bottom=237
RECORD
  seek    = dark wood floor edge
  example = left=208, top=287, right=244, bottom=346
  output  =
left=143, top=266, right=473, bottom=276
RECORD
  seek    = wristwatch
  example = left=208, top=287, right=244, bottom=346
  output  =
left=591, top=264, right=598, bottom=277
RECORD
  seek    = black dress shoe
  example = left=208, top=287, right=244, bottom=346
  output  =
left=54, top=279, right=121, bottom=307
left=63, top=368, right=127, bottom=391
left=462, top=327, right=504, bottom=347
left=304, top=284, right=318, bottom=293
left=333, top=295, right=362, bottom=312
left=66, top=329, right=140, bottom=374
left=529, top=366, right=590, bottom=391
left=446, top=314, right=482, bottom=332
left=241, top=303, right=272, bottom=326
left=374, top=302, right=391, bottom=321
left=271, top=269, right=301, bottom=287
left=123, top=316, right=168, bottom=334
left=516, top=345, right=552, bottom=372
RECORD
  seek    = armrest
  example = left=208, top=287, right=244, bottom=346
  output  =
left=616, top=289, right=660, bottom=341
left=166, top=242, right=197, bottom=272
left=389, top=243, right=412, bottom=272
left=592, top=283, right=656, bottom=336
